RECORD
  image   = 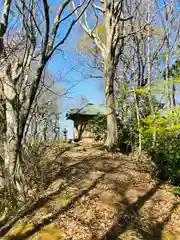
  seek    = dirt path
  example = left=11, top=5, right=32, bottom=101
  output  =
left=2, top=143, right=180, bottom=240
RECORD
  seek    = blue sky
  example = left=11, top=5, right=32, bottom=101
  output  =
left=47, top=21, right=105, bottom=138
left=46, top=0, right=180, bottom=138
left=43, top=0, right=105, bottom=138
left=1, top=0, right=178, bottom=138
left=0, top=0, right=105, bottom=138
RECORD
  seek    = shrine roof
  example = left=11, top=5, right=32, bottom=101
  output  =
left=66, top=103, right=106, bottom=120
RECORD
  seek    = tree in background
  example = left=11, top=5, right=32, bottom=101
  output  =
left=24, top=71, right=63, bottom=142
left=115, top=0, right=179, bottom=151
left=0, top=0, right=90, bottom=197
left=73, top=0, right=146, bottom=151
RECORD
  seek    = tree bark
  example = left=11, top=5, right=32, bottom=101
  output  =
left=3, top=74, right=25, bottom=198
left=165, top=0, right=174, bottom=108
left=104, top=56, right=118, bottom=151
left=165, top=24, right=171, bottom=108
left=172, top=82, right=176, bottom=107
left=134, top=90, right=142, bottom=152
left=147, top=0, right=156, bottom=147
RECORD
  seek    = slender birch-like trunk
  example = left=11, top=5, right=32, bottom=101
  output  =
left=147, top=0, right=156, bottom=147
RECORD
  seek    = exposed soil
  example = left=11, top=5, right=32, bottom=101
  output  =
left=1, top=142, right=180, bottom=240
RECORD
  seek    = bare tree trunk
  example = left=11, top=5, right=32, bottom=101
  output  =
left=73, top=0, right=133, bottom=151
left=165, top=14, right=171, bottom=108
left=0, top=0, right=90, bottom=200
left=170, top=0, right=175, bottom=108
left=43, top=121, right=48, bottom=141
left=172, top=83, right=176, bottom=107
left=165, top=0, right=174, bottom=108
left=134, top=91, right=142, bottom=152
left=53, top=118, right=60, bottom=140
left=3, top=76, right=25, bottom=197
left=31, top=118, right=38, bottom=141
left=104, top=58, right=118, bottom=151
left=147, top=0, right=156, bottom=147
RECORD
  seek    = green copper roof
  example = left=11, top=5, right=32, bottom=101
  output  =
left=66, top=103, right=106, bottom=119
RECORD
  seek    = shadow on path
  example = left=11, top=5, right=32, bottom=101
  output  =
left=1, top=146, right=179, bottom=240
left=103, top=181, right=179, bottom=240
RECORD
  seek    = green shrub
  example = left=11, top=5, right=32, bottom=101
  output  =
left=141, top=112, right=180, bottom=185
left=119, top=120, right=139, bottom=152
left=87, top=114, right=107, bottom=141
left=172, top=186, right=180, bottom=196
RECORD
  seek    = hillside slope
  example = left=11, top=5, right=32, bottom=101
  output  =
left=1, top=142, right=180, bottom=240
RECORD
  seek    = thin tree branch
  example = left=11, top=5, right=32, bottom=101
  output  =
left=72, top=0, right=105, bottom=56
left=42, top=0, right=50, bottom=58
left=92, top=2, right=105, bottom=12
left=0, top=0, right=12, bottom=37
left=48, top=0, right=71, bottom=52
left=49, top=0, right=92, bottom=58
